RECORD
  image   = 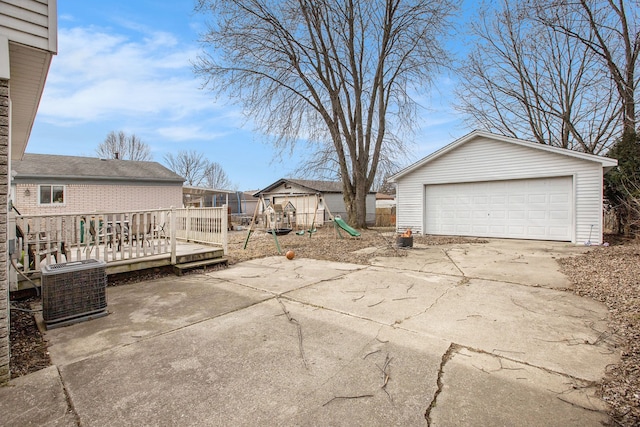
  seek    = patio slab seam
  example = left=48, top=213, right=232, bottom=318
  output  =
left=57, top=365, right=81, bottom=426
left=275, top=293, right=393, bottom=329
left=443, top=341, right=604, bottom=388
left=211, top=267, right=367, bottom=298
left=374, top=266, right=552, bottom=289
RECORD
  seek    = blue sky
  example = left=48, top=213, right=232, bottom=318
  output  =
left=28, top=1, right=471, bottom=191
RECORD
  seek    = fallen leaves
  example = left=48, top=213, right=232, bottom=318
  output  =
left=228, top=226, right=484, bottom=265
left=560, top=239, right=640, bottom=426
left=9, top=299, right=50, bottom=378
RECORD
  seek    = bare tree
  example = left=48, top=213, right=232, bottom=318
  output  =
left=534, top=0, right=639, bottom=141
left=194, top=0, right=456, bottom=227
left=164, top=150, right=209, bottom=186
left=96, top=131, right=153, bottom=161
left=292, top=129, right=407, bottom=191
left=456, top=0, right=620, bottom=154
left=203, top=161, right=233, bottom=189
left=531, top=0, right=639, bottom=238
left=293, top=143, right=403, bottom=194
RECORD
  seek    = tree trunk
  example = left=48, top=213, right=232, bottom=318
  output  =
left=355, top=180, right=368, bottom=229
left=342, top=185, right=358, bottom=226
left=343, top=178, right=369, bottom=229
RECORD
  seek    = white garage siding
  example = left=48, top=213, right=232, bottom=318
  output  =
left=394, top=133, right=613, bottom=244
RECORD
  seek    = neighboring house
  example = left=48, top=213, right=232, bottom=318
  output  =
left=254, top=178, right=376, bottom=226
left=375, top=192, right=396, bottom=209
left=390, top=130, right=618, bottom=245
left=1, top=0, right=58, bottom=384
left=12, top=154, right=184, bottom=215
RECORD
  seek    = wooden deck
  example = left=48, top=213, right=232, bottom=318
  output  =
left=102, top=241, right=226, bottom=275
left=15, top=240, right=227, bottom=291
left=12, top=207, right=229, bottom=292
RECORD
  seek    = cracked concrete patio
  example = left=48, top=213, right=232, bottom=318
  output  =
left=0, top=239, right=618, bottom=426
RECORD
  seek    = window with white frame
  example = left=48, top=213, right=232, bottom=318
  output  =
left=39, top=185, right=65, bottom=205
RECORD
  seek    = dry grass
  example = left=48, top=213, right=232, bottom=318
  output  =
left=227, top=225, right=485, bottom=265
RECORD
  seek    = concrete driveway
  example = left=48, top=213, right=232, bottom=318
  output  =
left=1, top=239, right=619, bottom=426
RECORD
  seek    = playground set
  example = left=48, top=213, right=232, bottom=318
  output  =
left=243, top=194, right=361, bottom=254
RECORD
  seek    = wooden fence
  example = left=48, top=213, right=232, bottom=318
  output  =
left=375, top=207, right=396, bottom=227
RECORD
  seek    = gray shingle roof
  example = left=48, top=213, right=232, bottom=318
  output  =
left=286, top=179, right=344, bottom=193
left=254, top=178, right=342, bottom=195
left=14, top=153, right=184, bottom=183
left=255, top=178, right=375, bottom=195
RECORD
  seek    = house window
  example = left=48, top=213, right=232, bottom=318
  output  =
left=39, top=185, right=65, bottom=205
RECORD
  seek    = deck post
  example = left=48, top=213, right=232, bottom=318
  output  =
left=170, top=206, right=177, bottom=265
left=222, top=204, right=228, bottom=255
left=185, top=206, right=191, bottom=241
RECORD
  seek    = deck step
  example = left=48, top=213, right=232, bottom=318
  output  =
left=175, top=248, right=224, bottom=264
left=172, top=257, right=228, bottom=275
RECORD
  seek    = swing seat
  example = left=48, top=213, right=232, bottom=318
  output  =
left=266, top=228, right=292, bottom=236
left=296, top=228, right=316, bottom=236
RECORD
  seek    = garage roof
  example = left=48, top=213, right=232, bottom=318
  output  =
left=390, top=130, right=618, bottom=182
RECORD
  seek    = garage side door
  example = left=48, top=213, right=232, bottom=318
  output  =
left=424, top=177, right=572, bottom=241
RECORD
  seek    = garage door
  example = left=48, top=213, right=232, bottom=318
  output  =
left=425, top=177, right=572, bottom=241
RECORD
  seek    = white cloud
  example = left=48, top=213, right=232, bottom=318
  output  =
left=38, top=26, right=218, bottom=128
left=157, top=126, right=229, bottom=142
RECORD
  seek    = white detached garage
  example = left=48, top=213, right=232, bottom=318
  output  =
left=390, top=131, right=618, bottom=245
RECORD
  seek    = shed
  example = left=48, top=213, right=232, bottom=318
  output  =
left=390, top=131, right=618, bottom=245
left=254, top=178, right=376, bottom=226
left=12, top=153, right=185, bottom=215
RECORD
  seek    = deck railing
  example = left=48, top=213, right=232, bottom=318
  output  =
left=174, top=207, right=228, bottom=254
left=13, top=206, right=228, bottom=274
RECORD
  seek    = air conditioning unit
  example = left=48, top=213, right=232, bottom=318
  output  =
left=41, top=259, right=108, bottom=329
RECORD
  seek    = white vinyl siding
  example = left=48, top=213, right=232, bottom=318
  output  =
left=395, top=135, right=607, bottom=244
left=322, top=193, right=345, bottom=220
left=0, top=0, right=57, bottom=52
left=323, top=193, right=376, bottom=224
left=272, top=194, right=322, bottom=228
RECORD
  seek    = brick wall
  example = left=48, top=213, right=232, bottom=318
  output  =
left=14, top=184, right=183, bottom=215
left=0, top=79, right=9, bottom=384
